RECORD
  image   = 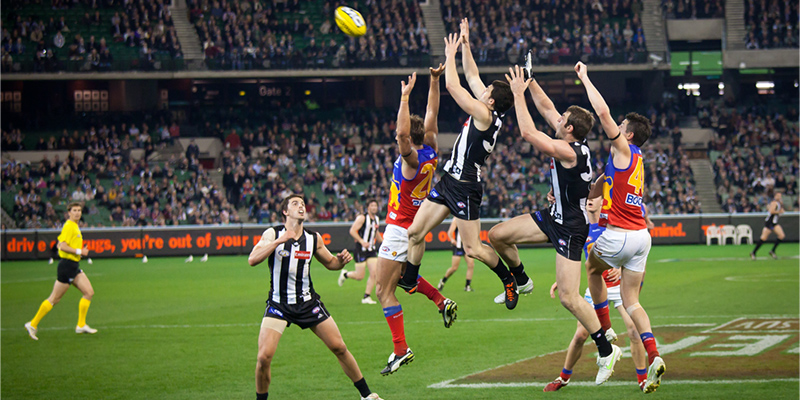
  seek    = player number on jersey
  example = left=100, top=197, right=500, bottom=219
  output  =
left=627, top=157, right=644, bottom=196
left=411, top=163, right=435, bottom=199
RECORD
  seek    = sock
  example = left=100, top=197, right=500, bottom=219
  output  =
left=343, top=271, right=349, bottom=279
left=640, top=332, right=660, bottom=364
left=636, top=368, right=647, bottom=384
left=465, top=279, right=471, bottom=287
left=752, top=239, right=763, bottom=254
left=363, top=293, right=370, bottom=299
left=416, top=277, right=446, bottom=310
left=441, top=276, right=449, bottom=283
left=594, top=300, right=612, bottom=331
left=509, top=262, right=530, bottom=285
left=31, top=299, right=53, bottom=329
left=400, top=261, right=421, bottom=291
left=591, top=329, right=613, bottom=357
left=256, top=392, right=268, bottom=400
left=771, top=239, right=782, bottom=252
left=78, top=298, right=91, bottom=328
left=491, top=258, right=514, bottom=284
left=559, top=368, right=572, bottom=382
left=353, top=377, right=371, bottom=398
left=383, top=305, right=408, bottom=356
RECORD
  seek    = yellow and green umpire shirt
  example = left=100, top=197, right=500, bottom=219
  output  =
left=57, top=220, right=82, bottom=262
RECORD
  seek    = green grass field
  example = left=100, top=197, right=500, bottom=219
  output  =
left=3, top=244, right=799, bottom=399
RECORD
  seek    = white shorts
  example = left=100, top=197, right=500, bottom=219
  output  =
left=584, top=285, right=623, bottom=308
left=592, top=228, right=651, bottom=273
left=378, top=224, right=409, bottom=263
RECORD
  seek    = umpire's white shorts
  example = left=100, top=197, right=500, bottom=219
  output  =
left=378, top=224, right=409, bottom=263
left=592, top=228, right=651, bottom=273
left=584, top=284, right=623, bottom=308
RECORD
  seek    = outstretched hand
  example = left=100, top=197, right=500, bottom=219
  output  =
left=574, top=61, right=588, bottom=79
left=459, top=18, right=470, bottom=45
left=505, top=65, right=532, bottom=96
left=443, top=32, right=461, bottom=59
left=337, top=249, right=353, bottom=265
left=401, top=72, right=417, bottom=96
left=430, top=63, right=445, bottom=79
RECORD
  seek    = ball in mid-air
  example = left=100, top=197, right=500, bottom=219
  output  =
left=335, top=6, right=367, bottom=37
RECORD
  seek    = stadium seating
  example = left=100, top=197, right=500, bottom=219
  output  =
left=744, top=0, right=798, bottom=49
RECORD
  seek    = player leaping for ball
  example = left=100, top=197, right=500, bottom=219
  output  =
left=376, top=65, right=458, bottom=376
left=399, top=19, right=519, bottom=309
left=574, top=61, right=665, bottom=393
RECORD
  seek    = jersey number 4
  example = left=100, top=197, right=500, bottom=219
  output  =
left=627, top=157, right=644, bottom=196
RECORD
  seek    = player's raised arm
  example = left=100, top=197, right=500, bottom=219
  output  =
left=397, top=72, right=420, bottom=169
left=506, top=66, right=576, bottom=163
left=574, top=62, right=630, bottom=160
left=526, top=75, right=561, bottom=131
left=589, top=173, right=605, bottom=199
left=459, top=18, right=486, bottom=98
left=423, top=63, right=444, bottom=153
left=444, top=33, right=493, bottom=127
left=249, top=227, right=289, bottom=266
left=315, top=232, right=353, bottom=270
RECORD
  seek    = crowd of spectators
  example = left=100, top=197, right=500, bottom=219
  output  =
left=1, top=0, right=181, bottom=73
left=441, top=0, right=647, bottom=66
left=705, top=103, right=799, bottom=212
left=189, top=0, right=429, bottom=70
left=661, top=0, right=724, bottom=19
left=744, top=0, right=798, bottom=49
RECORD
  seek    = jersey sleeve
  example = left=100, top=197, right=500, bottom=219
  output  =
left=57, top=223, right=75, bottom=244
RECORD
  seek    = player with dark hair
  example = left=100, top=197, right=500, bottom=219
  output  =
left=339, top=199, right=381, bottom=304
left=575, top=61, right=664, bottom=393
left=248, top=194, right=383, bottom=400
left=437, top=219, right=475, bottom=292
left=400, top=19, right=518, bottom=309
left=376, top=65, right=457, bottom=376
left=751, top=192, right=785, bottom=259
left=25, top=201, right=97, bottom=340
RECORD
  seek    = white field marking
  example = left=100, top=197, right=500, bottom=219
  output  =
left=3, top=273, right=104, bottom=283
left=658, top=255, right=799, bottom=263
left=6, top=315, right=798, bottom=332
left=787, top=346, right=800, bottom=354
left=429, top=378, right=800, bottom=389
left=724, top=273, right=797, bottom=282
left=702, top=317, right=799, bottom=333
left=690, top=334, right=793, bottom=357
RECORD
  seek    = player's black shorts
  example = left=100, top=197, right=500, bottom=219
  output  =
left=354, top=247, right=377, bottom=263
left=453, top=245, right=465, bottom=256
left=428, top=173, right=482, bottom=220
left=264, top=297, right=331, bottom=329
left=530, top=210, right=589, bottom=262
left=57, top=259, right=82, bottom=284
left=764, top=220, right=778, bottom=230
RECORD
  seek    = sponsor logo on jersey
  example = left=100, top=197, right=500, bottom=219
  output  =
left=534, top=211, right=542, bottom=221
left=412, top=199, right=423, bottom=206
left=294, top=251, right=312, bottom=260
left=392, top=251, right=397, bottom=256
left=268, top=307, right=284, bottom=317
left=625, top=193, right=643, bottom=206
left=457, top=201, right=466, bottom=208
left=558, top=239, right=567, bottom=246
left=430, top=189, right=439, bottom=198
left=389, top=212, right=397, bottom=220
left=312, top=306, right=321, bottom=314
left=278, top=249, right=290, bottom=257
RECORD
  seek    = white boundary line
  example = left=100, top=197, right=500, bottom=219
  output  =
left=430, top=378, right=800, bottom=389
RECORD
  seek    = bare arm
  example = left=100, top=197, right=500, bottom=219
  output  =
left=58, top=241, right=89, bottom=258
left=643, top=203, right=655, bottom=229
left=248, top=227, right=289, bottom=266
left=589, top=173, right=605, bottom=199
left=527, top=79, right=561, bottom=130
left=314, top=232, right=353, bottom=271
left=444, top=33, right=493, bottom=128
left=459, top=18, right=486, bottom=97
left=447, top=219, right=457, bottom=245
left=397, top=72, right=419, bottom=169
left=423, top=64, right=445, bottom=153
left=506, top=66, right=576, bottom=163
left=349, top=215, right=368, bottom=247
left=575, top=62, right=630, bottom=160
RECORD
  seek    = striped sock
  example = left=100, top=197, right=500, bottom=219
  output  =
left=640, top=332, right=660, bottom=364
left=594, top=300, right=611, bottom=331
left=383, top=305, right=408, bottom=356
left=31, top=299, right=53, bottom=329
left=637, top=368, right=647, bottom=384
left=559, top=368, right=572, bottom=381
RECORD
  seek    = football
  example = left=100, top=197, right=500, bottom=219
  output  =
left=334, top=6, right=367, bottom=37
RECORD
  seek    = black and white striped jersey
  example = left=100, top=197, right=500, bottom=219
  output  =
left=766, top=202, right=782, bottom=225
left=357, top=213, right=380, bottom=252
left=443, top=111, right=503, bottom=182
left=266, top=225, right=319, bottom=305
left=549, top=141, right=593, bottom=229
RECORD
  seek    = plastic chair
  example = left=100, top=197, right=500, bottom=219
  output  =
left=706, top=225, right=722, bottom=246
left=720, top=225, right=737, bottom=245
left=736, top=224, right=753, bottom=245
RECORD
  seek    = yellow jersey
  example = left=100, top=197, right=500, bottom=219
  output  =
left=58, top=220, right=83, bottom=262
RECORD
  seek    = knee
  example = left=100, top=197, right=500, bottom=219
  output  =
left=256, top=352, right=273, bottom=371
left=407, top=226, right=424, bottom=245
left=488, top=226, right=501, bottom=246
left=329, top=342, right=348, bottom=358
left=627, top=325, right=642, bottom=343
left=558, top=292, right=578, bottom=310
left=84, top=289, right=95, bottom=300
